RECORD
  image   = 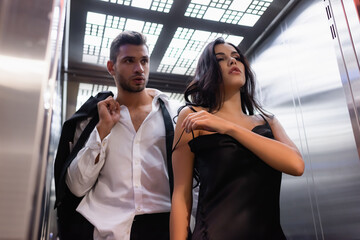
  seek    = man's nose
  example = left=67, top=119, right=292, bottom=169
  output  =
left=134, top=62, right=144, bottom=73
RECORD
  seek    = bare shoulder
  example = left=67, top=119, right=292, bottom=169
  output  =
left=261, top=115, right=289, bottom=136
left=178, top=106, right=206, bottom=119
left=178, top=106, right=194, bottom=119
left=254, top=113, right=277, bottom=126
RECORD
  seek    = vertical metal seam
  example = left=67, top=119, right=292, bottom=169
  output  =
left=327, top=0, right=360, bottom=157
left=282, top=17, right=324, bottom=240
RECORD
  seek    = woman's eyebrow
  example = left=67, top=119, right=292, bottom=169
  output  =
left=215, top=52, right=239, bottom=56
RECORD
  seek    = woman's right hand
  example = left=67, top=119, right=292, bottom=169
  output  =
left=96, top=96, right=120, bottom=140
left=182, top=110, right=234, bottom=135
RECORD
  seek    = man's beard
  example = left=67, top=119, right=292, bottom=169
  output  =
left=120, top=80, right=145, bottom=93
left=117, top=74, right=147, bottom=93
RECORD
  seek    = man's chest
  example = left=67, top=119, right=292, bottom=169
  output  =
left=128, top=106, right=152, bottom=132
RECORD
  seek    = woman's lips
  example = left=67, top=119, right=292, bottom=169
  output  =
left=229, top=66, right=241, bottom=74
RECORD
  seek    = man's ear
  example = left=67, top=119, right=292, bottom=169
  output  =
left=107, top=60, right=115, bottom=76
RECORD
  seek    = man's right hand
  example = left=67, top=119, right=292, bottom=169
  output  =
left=96, top=96, right=121, bottom=141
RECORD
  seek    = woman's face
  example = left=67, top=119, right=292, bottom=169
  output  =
left=214, top=43, right=245, bottom=91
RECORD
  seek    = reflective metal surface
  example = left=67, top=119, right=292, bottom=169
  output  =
left=250, top=0, right=360, bottom=239
left=327, top=0, right=360, bottom=157
left=0, top=0, right=65, bottom=239
left=1, top=0, right=360, bottom=239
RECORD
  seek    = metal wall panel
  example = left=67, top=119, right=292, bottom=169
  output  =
left=0, top=0, right=66, bottom=239
left=250, top=0, right=360, bottom=239
left=326, top=0, right=360, bottom=157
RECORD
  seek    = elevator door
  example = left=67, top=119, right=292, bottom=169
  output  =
left=250, top=0, right=360, bottom=239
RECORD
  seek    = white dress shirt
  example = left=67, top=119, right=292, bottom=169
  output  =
left=66, top=89, right=181, bottom=240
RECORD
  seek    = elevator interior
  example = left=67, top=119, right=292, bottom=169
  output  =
left=0, top=0, right=360, bottom=239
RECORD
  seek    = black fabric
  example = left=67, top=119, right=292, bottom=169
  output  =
left=158, top=98, right=175, bottom=197
left=189, top=122, right=286, bottom=240
left=130, top=212, right=170, bottom=240
left=57, top=195, right=94, bottom=240
left=54, top=91, right=113, bottom=240
left=54, top=92, right=174, bottom=240
left=54, top=91, right=114, bottom=208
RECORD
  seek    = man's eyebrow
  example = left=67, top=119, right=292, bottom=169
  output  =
left=121, top=56, right=134, bottom=59
left=121, top=55, right=149, bottom=59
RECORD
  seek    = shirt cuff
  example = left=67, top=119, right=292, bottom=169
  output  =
left=85, top=127, right=110, bottom=165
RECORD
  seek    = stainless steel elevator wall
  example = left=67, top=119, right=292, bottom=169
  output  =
left=0, top=0, right=66, bottom=239
left=249, top=0, right=360, bottom=239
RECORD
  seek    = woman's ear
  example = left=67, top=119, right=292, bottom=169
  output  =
left=107, top=60, right=115, bottom=76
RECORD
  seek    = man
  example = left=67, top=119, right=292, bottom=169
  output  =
left=66, top=30, right=181, bottom=240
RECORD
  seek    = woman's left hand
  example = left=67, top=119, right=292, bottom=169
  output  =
left=181, top=110, right=232, bottom=134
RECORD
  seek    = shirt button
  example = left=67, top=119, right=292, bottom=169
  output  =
left=137, top=206, right=141, bottom=211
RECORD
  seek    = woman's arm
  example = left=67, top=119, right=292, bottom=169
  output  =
left=170, top=107, right=197, bottom=240
left=182, top=111, right=304, bottom=176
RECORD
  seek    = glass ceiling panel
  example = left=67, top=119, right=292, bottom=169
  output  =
left=157, top=27, right=243, bottom=76
left=184, top=0, right=273, bottom=27
left=76, top=83, right=118, bottom=110
left=99, top=0, right=174, bottom=13
left=82, top=12, right=163, bottom=65
left=76, top=83, right=183, bottom=110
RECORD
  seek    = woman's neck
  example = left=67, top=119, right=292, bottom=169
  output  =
left=218, top=91, right=246, bottom=117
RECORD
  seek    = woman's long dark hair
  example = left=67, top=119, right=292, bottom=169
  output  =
left=180, top=38, right=271, bottom=187
left=183, top=37, right=269, bottom=116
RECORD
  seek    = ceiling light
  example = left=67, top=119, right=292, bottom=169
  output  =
left=99, top=0, right=173, bottom=13
left=76, top=83, right=183, bottom=110
left=82, top=11, right=163, bottom=65
left=157, top=27, right=243, bottom=76
left=185, top=0, right=272, bottom=27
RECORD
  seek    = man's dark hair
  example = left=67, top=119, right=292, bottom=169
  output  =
left=110, top=30, right=148, bottom=63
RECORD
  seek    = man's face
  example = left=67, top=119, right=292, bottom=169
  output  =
left=108, top=44, right=149, bottom=93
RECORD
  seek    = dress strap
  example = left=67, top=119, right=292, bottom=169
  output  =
left=187, top=105, right=196, bottom=139
left=172, top=106, right=196, bottom=151
left=188, top=105, right=197, bottom=112
left=172, top=128, right=195, bottom=151
left=259, top=114, right=269, bottom=126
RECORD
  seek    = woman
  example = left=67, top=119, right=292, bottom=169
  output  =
left=170, top=38, right=304, bottom=240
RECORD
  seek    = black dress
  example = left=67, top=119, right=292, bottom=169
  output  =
left=189, top=118, right=286, bottom=240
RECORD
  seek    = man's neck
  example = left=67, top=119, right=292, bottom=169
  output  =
left=116, top=88, right=153, bottom=109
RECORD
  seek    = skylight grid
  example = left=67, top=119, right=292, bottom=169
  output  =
left=76, top=83, right=183, bottom=110
left=82, top=12, right=163, bottom=65
left=157, top=27, right=243, bottom=76
left=76, top=83, right=118, bottom=110
left=184, top=0, right=273, bottom=27
left=98, top=0, right=173, bottom=13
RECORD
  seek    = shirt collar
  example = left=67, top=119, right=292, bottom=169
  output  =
left=146, top=88, right=169, bottom=104
left=113, top=88, right=169, bottom=105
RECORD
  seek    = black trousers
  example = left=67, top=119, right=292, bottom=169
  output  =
left=59, top=212, right=170, bottom=240
left=130, top=212, right=170, bottom=240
